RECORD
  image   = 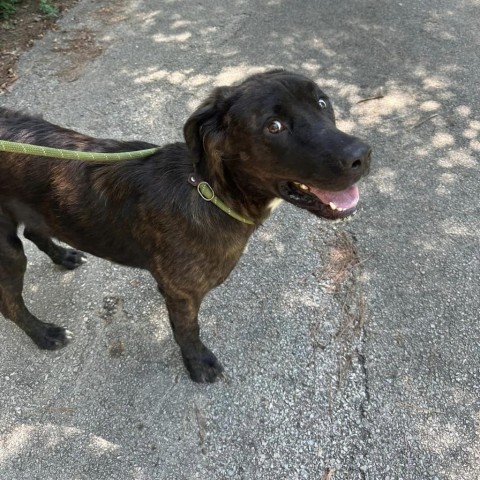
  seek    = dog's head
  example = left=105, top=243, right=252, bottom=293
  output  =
left=184, top=70, right=371, bottom=220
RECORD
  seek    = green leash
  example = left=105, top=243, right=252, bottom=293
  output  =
left=0, top=139, right=159, bottom=162
left=0, top=139, right=255, bottom=226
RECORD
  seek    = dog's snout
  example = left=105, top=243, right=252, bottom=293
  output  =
left=342, top=141, right=372, bottom=172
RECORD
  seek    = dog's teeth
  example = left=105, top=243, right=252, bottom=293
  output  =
left=294, top=182, right=310, bottom=191
left=329, top=203, right=346, bottom=212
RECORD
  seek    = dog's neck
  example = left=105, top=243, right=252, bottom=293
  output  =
left=187, top=172, right=256, bottom=225
left=197, top=156, right=278, bottom=225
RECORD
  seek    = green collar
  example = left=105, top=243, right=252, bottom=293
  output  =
left=188, top=173, right=255, bottom=225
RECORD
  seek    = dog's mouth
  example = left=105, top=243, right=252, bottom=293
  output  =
left=278, top=181, right=360, bottom=220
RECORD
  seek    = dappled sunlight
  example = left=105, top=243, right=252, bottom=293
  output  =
left=280, top=289, right=323, bottom=309
left=441, top=218, right=477, bottom=237
left=1, top=0, right=478, bottom=477
left=369, top=167, right=398, bottom=195
left=214, top=65, right=275, bottom=85
left=412, top=237, right=444, bottom=252
left=352, top=86, right=418, bottom=128
left=419, top=100, right=442, bottom=112
left=397, top=369, right=480, bottom=479
left=114, top=0, right=479, bottom=236
left=335, top=118, right=357, bottom=134
left=435, top=172, right=459, bottom=196
left=469, top=139, right=480, bottom=152
left=152, top=31, right=192, bottom=43
left=421, top=75, right=451, bottom=92
left=0, top=423, right=121, bottom=466
left=170, top=19, right=194, bottom=29
left=464, top=119, right=480, bottom=150
left=432, top=132, right=455, bottom=148
left=455, top=105, right=472, bottom=117
left=437, top=150, right=477, bottom=168
left=415, top=413, right=480, bottom=479
left=418, top=420, right=463, bottom=454
left=89, top=435, right=121, bottom=455
left=132, top=9, right=161, bottom=29
left=122, top=21, right=478, bottom=249
left=463, top=128, right=477, bottom=140
left=131, top=64, right=276, bottom=90
left=133, top=68, right=191, bottom=85
left=0, top=425, right=35, bottom=464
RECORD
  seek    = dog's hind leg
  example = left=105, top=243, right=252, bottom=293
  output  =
left=164, top=293, right=224, bottom=383
left=24, top=228, right=87, bottom=270
left=0, top=214, right=71, bottom=349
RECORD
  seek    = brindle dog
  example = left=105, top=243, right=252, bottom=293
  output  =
left=0, top=70, right=371, bottom=382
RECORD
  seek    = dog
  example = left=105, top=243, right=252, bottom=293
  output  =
left=0, top=70, right=371, bottom=382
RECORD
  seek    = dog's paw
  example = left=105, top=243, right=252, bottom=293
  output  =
left=58, top=249, right=87, bottom=270
left=182, top=349, right=224, bottom=383
left=33, top=324, right=72, bottom=350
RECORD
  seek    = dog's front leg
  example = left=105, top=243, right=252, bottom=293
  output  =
left=164, top=295, right=223, bottom=383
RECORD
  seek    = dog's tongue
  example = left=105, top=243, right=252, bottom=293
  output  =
left=310, top=185, right=359, bottom=210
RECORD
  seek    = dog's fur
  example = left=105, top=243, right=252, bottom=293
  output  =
left=0, top=70, right=371, bottom=382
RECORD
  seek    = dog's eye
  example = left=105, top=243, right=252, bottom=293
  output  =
left=267, top=120, right=284, bottom=134
left=318, top=99, right=327, bottom=109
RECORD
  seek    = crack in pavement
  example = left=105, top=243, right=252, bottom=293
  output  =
left=323, top=229, right=372, bottom=477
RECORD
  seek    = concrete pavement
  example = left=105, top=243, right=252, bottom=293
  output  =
left=1, top=0, right=479, bottom=478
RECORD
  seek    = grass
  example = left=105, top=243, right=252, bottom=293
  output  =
left=39, top=0, right=59, bottom=18
left=1, top=1, right=59, bottom=21
left=0, top=0, right=17, bottom=20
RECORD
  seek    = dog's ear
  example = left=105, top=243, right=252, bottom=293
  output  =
left=183, top=86, right=236, bottom=167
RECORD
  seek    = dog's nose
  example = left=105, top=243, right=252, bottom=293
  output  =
left=343, top=141, right=372, bottom=172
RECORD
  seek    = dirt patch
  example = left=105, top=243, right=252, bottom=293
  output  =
left=323, top=230, right=363, bottom=295
left=95, top=4, right=129, bottom=25
left=0, top=0, right=78, bottom=92
left=52, top=27, right=104, bottom=81
left=321, top=467, right=336, bottom=480
left=323, top=230, right=368, bottom=389
left=109, top=339, right=125, bottom=357
left=101, top=295, right=125, bottom=324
